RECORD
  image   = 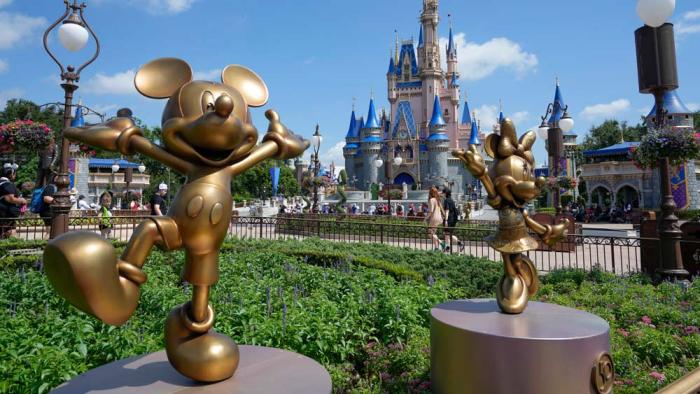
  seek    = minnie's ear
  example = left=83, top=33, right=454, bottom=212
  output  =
left=484, top=134, right=498, bottom=159
left=134, top=58, right=193, bottom=99
left=221, top=65, right=269, bottom=107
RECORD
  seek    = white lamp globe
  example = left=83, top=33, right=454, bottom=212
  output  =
left=393, top=156, right=403, bottom=166
left=111, top=162, right=120, bottom=173
left=558, top=116, right=575, bottom=133
left=636, top=0, right=675, bottom=28
left=58, top=22, right=89, bottom=52
left=138, top=163, right=146, bottom=173
left=537, top=125, right=549, bottom=141
left=374, top=159, right=383, bottom=168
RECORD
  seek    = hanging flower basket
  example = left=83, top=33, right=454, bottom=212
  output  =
left=632, top=128, right=700, bottom=169
left=0, top=120, right=53, bottom=153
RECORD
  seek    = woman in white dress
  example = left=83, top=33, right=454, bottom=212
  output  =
left=426, top=186, right=444, bottom=250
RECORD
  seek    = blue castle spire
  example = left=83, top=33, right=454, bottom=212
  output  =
left=364, top=97, right=380, bottom=129
left=387, top=56, right=395, bottom=74
left=461, top=101, right=472, bottom=125
left=548, top=79, right=566, bottom=126
left=469, top=120, right=480, bottom=146
left=345, top=110, right=357, bottom=139
left=429, top=95, right=446, bottom=127
left=418, top=25, right=424, bottom=48
left=447, top=27, right=456, bottom=57
left=71, top=105, right=85, bottom=128
left=450, top=72, right=458, bottom=87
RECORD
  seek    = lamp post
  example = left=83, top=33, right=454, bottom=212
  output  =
left=44, top=0, right=100, bottom=239
left=311, top=124, right=322, bottom=214
left=538, top=99, right=575, bottom=215
left=634, top=0, right=688, bottom=280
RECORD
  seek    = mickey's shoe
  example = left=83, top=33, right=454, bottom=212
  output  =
left=165, top=302, right=240, bottom=382
left=43, top=231, right=145, bottom=326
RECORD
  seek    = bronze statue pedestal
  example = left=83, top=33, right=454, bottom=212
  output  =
left=51, top=345, right=332, bottom=394
left=431, top=299, right=612, bottom=394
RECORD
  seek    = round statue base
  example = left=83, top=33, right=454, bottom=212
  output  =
left=431, top=300, right=611, bottom=394
left=51, top=345, right=332, bottom=393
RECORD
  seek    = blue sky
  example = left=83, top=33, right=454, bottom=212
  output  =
left=1, top=0, right=699, bottom=168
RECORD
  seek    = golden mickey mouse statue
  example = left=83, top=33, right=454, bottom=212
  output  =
left=43, top=57, right=309, bottom=382
left=453, top=118, right=569, bottom=314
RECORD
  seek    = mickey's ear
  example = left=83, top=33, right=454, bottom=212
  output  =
left=134, top=58, right=193, bottom=99
left=222, top=65, right=269, bottom=107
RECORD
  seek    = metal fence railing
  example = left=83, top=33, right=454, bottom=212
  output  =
left=0, top=214, right=655, bottom=275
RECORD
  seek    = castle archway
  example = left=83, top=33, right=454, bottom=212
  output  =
left=394, top=173, right=415, bottom=185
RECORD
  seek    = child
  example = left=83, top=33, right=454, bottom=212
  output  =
left=97, top=191, right=114, bottom=239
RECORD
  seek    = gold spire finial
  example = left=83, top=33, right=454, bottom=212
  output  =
left=394, top=30, right=400, bottom=63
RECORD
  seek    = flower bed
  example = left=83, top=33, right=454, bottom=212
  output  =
left=0, top=238, right=697, bottom=393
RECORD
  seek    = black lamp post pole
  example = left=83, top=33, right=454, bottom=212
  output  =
left=43, top=0, right=100, bottom=239
left=634, top=22, right=688, bottom=280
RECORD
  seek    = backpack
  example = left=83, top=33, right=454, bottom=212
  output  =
left=29, top=186, right=48, bottom=214
left=446, top=199, right=459, bottom=224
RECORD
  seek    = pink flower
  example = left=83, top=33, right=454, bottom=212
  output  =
left=641, top=316, right=652, bottom=325
left=650, top=371, right=665, bottom=382
left=379, top=372, right=391, bottom=381
left=618, top=328, right=629, bottom=337
left=685, top=326, right=699, bottom=335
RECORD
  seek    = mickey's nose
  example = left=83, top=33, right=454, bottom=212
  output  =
left=215, top=94, right=234, bottom=117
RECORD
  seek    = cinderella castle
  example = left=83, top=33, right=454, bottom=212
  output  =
left=343, top=0, right=489, bottom=195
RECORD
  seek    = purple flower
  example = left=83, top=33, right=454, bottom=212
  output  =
left=641, top=316, right=652, bottom=325
left=650, top=371, right=665, bottom=382
left=685, top=326, right=699, bottom=335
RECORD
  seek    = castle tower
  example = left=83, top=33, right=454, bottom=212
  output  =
left=469, top=113, right=481, bottom=147
left=387, top=54, right=397, bottom=104
left=361, top=97, right=383, bottom=186
left=426, top=95, right=450, bottom=186
left=342, top=109, right=359, bottom=184
left=420, top=0, right=444, bottom=138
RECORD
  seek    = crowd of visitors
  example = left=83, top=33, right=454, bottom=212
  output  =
left=0, top=161, right=170, bottom=239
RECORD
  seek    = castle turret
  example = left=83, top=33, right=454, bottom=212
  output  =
left=387, top=55, right=397, bottom=104
left=343, top=109, right=359, bottom=183
left=469, top=117, right=480, bottom=146
left=361, top=98, right=383, bottom=186
left=446, top=23, right=458, bottom=79
left=426, top=95, right=450, bottom=185
left=419, top=0, right=445, bottom=138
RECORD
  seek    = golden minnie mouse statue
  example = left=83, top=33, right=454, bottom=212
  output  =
left=453, top=118, right=569, bottom=314
left=43, top=58, right=309, bottom=382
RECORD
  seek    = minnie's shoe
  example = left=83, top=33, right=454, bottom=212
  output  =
left=43, top=231, right=145, bottom=326
left=165, top=302, right=239, bottom=382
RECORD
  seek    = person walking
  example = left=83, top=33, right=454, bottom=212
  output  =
left=442, top=188, right=464, bottom=252
left=150, top=183, right=168, bottom=216
left=39, top=173, right=57, bottom=234
left=0, top=163, right=27, bottom=238
left=76, top=194, right=92, bottom=210
left=425, top=186, right=445, bottom=251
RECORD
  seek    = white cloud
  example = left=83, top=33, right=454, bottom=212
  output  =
left=0, top=59, right=7, bottom=74
left=471, top=105, right=529, bottom=129
left=677, top=22, right=700, bottom=35
left=0, top=88, right=24, bottom=109
left=580, top=99, right=631, bottom=120
left=0, top=0, right=12, bottom=8
left=683, top=9, right=700, bottom=21
left=303, top=56, right=316, bottom=65
left=0, top=12, right=46, bottom=50
left=687, top=103, right=700, bottom=112
left=83, top=70, right=137, bottom=95
left=193, top=69, right=221, bottom=81
left=319, top=140, right=345, bottom=166
left=137, top=0, right=198, bottom=15
left=439, top=33, right=537, bottom=81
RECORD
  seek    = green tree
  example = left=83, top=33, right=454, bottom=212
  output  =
left=579, top=120, right=646, bottom=157
left=694, top=111, right=699, bottom=130
left=231, top=160, right=299, bottom=201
